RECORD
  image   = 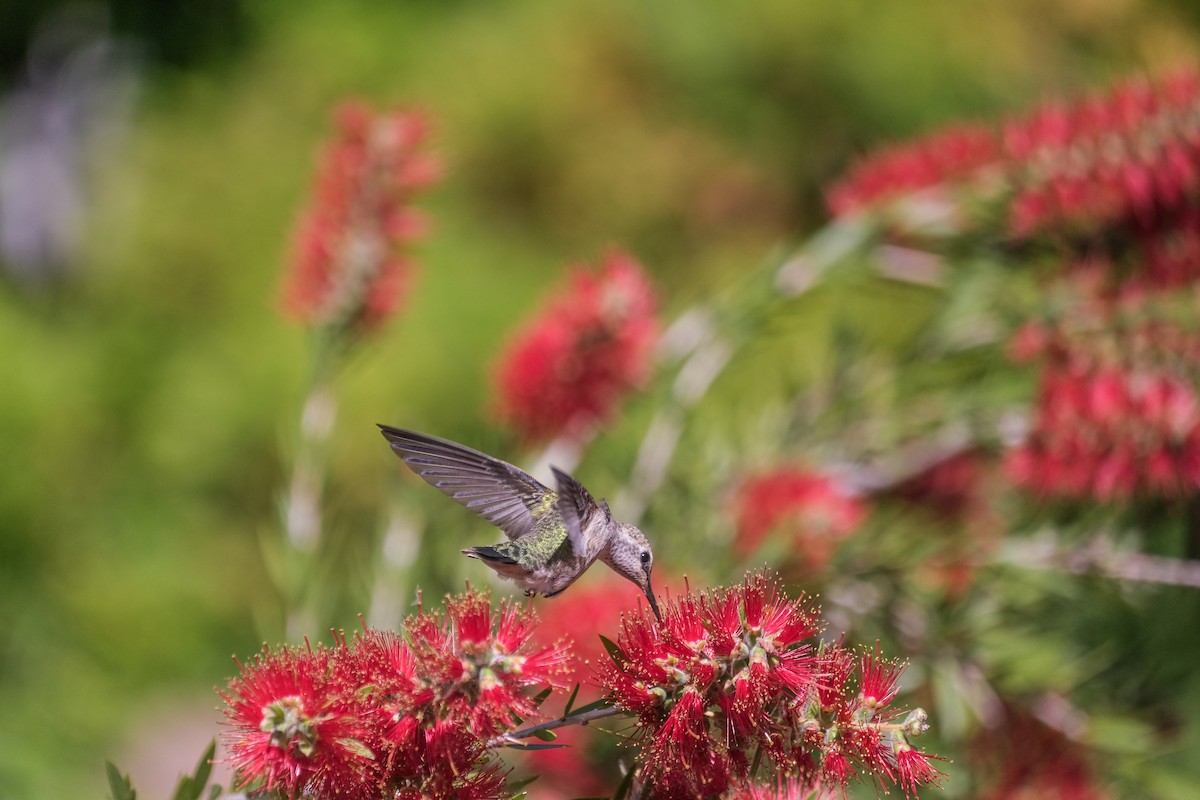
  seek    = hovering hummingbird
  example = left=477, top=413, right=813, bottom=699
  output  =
left=378, top=425, right=661, bottom=620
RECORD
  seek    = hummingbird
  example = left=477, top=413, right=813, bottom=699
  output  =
left=378, top=425, right=661, bottom=620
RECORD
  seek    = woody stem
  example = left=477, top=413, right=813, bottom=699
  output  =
left=486, top=704, right=625, bottom=749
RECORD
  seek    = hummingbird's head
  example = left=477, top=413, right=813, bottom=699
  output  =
left=603, top=523, right=661, bottom=622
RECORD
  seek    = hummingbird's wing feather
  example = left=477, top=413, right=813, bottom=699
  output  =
left=378, top=425, right=552, bottom=540
left=550, top=466, right=601, bottom=556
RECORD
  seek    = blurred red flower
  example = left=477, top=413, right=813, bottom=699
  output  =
left=1005, top=274, right=1200, bottom=501
left=826, top=67, right=1200, bottom=247
left=731, top=467, right=867, bottom=573
left=282, top=100, right=440, bottom=333
left=493, top=250, right=659, bottom=444
left=1005, top=69, right=1200, bottom=237
left=974, top=705, right=1109, bottom=800
left=827, top=122, right=1002, bottom=216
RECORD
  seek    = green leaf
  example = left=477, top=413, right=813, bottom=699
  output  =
left=105, top=762, right=137, bottom=800
left=205, top=787, right=222, bottom=800
left=563, top=682, right=581, bottom=715
left=598, top=635, right=626, bottom=665
left=172, top=740, right=216, bottom=800
left=531, top=727, right=558, bottom=742
left=507, top=773, right=541, bottom=793
left=531, top=686, right=554, bottom=707
left=564, top=697, right=611, bottom=716
left=345, top=738, right=377, bottom=760
left=611, top=762, right=635, bottom=800
left=504, top=742, right=569, bottom=751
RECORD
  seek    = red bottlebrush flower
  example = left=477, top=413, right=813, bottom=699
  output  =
left=531, top=573, right=686, bottom=709
left=827, top=122, right=1002, bottom=216
left=1005, top=270, right=1200, bottom=501
left=723, top=777, right=818, bottom=800
left=492, top=250, right=659, bottom=444
left=858, top=644, right=904, bottom=714
left=406, top=588, right=571, bottom=738
left=731, top=466, right=867, bottom=573
left=891, top=743, right=946, bottom=799
left=596, top=571, right=941, bottom=799
left=220, top=588, right=570, bottom=800
left=1004, top=69, right=1200, bottom=237
left=221, top=644, right=380, bottom=800
left=281, top=100, right=440, bottom=333
left=825, top=66, right=1200, bottom=263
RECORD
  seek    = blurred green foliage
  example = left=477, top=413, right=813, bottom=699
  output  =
left=2, top=0, right=1199, bottom=797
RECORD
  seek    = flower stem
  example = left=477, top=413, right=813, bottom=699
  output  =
left=486, top=704, right=625, bottom=749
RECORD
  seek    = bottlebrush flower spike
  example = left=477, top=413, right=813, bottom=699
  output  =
left=825, top=66, right=1200, bottom=249
left=1005, top=69, right=1200, bottom=237
left=827, top=122, right=1002, bottom=216
left=731, top=466, right=867, bottom=574
left=405, top=588, right=571, bottom=738
left=596, top=571, right=943, bottom=798
left=1005, top=275, right=1200, bottom=500
left=220, top=588, right=568, bottom=800
left=492, top=250, right=659, bottom=444
left=723, top=777, right=823, bottom=800
left=221, top=643, right=381, bottom=800
left=282, top=99, right=440, bottom=333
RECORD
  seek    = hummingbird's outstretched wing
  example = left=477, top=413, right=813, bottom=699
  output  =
left=378, top=425, right=552, bottom=540
left=551, top=466, right=601, bottom=556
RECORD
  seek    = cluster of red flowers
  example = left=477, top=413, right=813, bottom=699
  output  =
left=828, top=69, right=1200, bottom=504
left=826, top=122, right=1002, bottom=216
left=1005, top=69, right=1200, bottom=237
left=731, top=467, right=867, bottom=574
left=597, top=573, right=942, bottom=799
left=220, top=590, right=569, bottom=800
left=282, top=100, right=440, bottom=332
left=1006, top=272, right=1200, bottom=500
left=493, top=250, right=659, bottom=443
left=826, top=67, right=1200, bottom=243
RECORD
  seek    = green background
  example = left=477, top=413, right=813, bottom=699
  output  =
left=2, top=1, right=1198, bottom=796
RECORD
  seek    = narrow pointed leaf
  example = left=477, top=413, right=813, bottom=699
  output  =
left=565, top=697, right=612, bottom=716
left=563, top=682, right=581, bottom=715
left=106, top=762, right=137, bottom=800
left=172, top=741, right=216, bottom=800
left=531, top=727, right=558, bottom=742
left=598, top=635, right=626, bottom=665
left=507, top=774, right=541, bottom=793
left=531, top=686, right=554, bottom=707
left=504, top=742, right=569, bottom=751
left=611, top=763, right=635, bottom=800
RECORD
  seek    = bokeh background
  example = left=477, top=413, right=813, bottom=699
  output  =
left=4, top=1, right=1200, bottom=797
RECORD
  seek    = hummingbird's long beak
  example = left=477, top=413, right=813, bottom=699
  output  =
left=644, top=575, right=662, bottom=622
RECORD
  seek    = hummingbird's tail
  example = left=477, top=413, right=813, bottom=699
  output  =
left=462, top=545, right=519, bottom=564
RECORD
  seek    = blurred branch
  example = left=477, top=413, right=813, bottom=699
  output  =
left=282, top=377, right=338, bottom=638
left=615, top=214, right=944, bottom=521
left=832, top=423, right=977, bottom=495
left=366, top=506, right=422, bottom=628
left=1004, top=534, right=1200, bottom=589
left=614, top=310, right=731, bottom=521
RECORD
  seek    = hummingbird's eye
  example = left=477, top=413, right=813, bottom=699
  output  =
left=640, top=550, right=651, bottom=565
